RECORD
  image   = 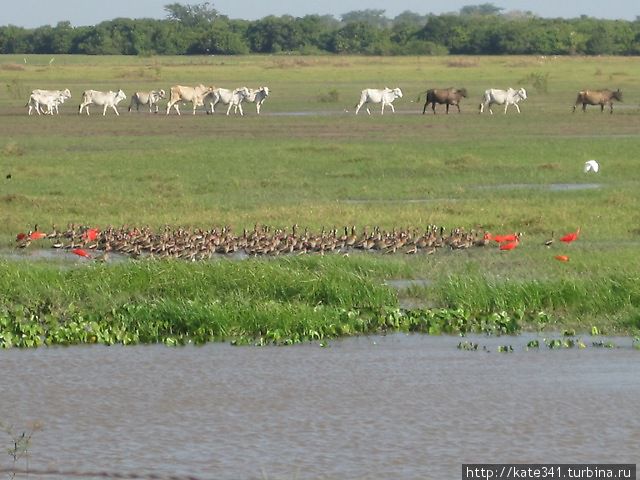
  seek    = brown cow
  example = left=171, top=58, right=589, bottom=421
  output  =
left=422, top=88, right=468, bottom=114
left=166, top=84, right=215, bottom=115
left=572, top=89, right=622, bottom=114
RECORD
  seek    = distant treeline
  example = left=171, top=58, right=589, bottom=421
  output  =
left=1, top=3, right=640, bottom=56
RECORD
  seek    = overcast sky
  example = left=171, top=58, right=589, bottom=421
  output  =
left=3, top=0, right=638, bottom=28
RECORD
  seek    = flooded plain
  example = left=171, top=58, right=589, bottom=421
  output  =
left=2, top=334, right=639, bottom=480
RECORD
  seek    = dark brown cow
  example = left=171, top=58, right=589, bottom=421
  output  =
left=572, top=89, right=622, bottom=114
left=422, top=88, right=468, bottom=114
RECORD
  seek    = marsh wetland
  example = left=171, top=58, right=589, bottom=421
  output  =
left=1, top=54, right=639, bottom=478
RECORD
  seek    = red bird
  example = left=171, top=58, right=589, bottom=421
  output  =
left=499, top=238, right=519, bottom=251
left=493, top=233, right=519, bottom=243
left=82, top=228, right=100, bottom=241
left=560, top=228, right=580, bottom=243
left=554, top=255, right=570, bottom=262
left=16, top=232, right=27, bottom=241
left=29, top=231, right=47, bottom=240
left=71, top=248, right=92, bottom=259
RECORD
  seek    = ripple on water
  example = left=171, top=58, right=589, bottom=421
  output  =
left=1, top=334, right=638, bottom=480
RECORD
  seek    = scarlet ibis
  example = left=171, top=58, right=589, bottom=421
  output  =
left=29, top=231, right=47, bottom=240
left=499, top=239, right=519, bottom=251
left=493, top=233, right=520, bottom=243
left=560, top=228, right=580, bottom=243
left=554, top=255, right=570, bottom=262
left=82, top=228, right=99, bottom=241
left=16, top=232, right=27, bottom=241
left=71, top=248, right=91, bottom=259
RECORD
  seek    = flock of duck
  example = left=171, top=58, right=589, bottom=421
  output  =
left=15, top=223, right=512, bottom=261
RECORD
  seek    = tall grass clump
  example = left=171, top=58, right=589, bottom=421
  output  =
left=0, top=258, right=400, bottom=347
left=431, top=272, right=640, bottom=331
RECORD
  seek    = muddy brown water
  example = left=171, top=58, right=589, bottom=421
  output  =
left=2, top=334, right=638, bottom=480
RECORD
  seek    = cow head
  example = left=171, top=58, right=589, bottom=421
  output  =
left=517, top=88, right=527, bottom=100
left=456, top=88, right=468, bottom=98
left=261, top=86, right=270, bottom=96
left=612, top=89, right=623, bottom=101
left=157, top=89, right=166, bottom=99
left=62, top=88, right=72, bottom=98
left=116, top=89, right=127, bottom=102
left=392, top=87, right=403, bottom=98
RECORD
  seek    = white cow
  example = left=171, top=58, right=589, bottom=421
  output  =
left=27, top=88, right=71, bottom=115
left=128, top=89, right=166, bottom=113
left=208, top=87, right=251, bottom=116
left=355, top=87, right=403, bottom=115
left=479, top=88, right=528, bottom=114
left=240, top=86, right=269, bottom=115
left=166, top=84, right=214, bottom=115
left=78, top=89, right=127, bottom=116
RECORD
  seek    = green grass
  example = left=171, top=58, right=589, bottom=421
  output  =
left=1, top=54, right=639, bottom=345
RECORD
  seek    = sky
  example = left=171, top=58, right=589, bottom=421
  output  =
left=3, top=0, right=638, bottom=28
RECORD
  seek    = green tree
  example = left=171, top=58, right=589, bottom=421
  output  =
left=341, top=10, right=390, bottom=28
left=246, top=16, right=304, bottom=53
left=164, top=2, right=218, bottom=27
left=0, top=25, right=29, bottom=53
left=460, top=3, right=504, bottom=16
left=329, top=21, right=390, bottom=54
left=190, top=19, right=249, bottom=54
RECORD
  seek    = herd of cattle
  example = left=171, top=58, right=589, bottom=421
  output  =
left=355, top=86, right=623, bottom=115
left=25, top=84, right=623, bottom=116
left=26, top=85, right=271, bottom=116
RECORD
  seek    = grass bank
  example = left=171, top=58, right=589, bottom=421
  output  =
left=1, top=255, right=638, bottom=348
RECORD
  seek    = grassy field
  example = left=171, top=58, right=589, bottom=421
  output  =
left=1, top=54, right=639, bottom=345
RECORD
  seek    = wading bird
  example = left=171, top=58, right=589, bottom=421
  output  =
left=499, top=238, right=519, bottom=251
left=560, top=228, right=580, bottom=244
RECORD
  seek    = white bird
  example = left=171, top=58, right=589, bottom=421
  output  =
left=584, top=160, right=599, bottom=173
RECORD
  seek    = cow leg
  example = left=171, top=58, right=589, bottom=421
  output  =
left=238, top=103, right=244, bottom=116
left=355, top=102, right=363, bottom=115
left=112, top=105, right=120, bottom=116
left=226, top=103, right=232, bottom=116
left=514, top=104, right=521, bottom=113
left=609, top=102, right=614, bottom=114
left=388, top=103, right=395, bottom=114
left=456, top=104, right=461, bottom=114
left=600, top=103, right=605, bottom=113
left=422, top=101, right=429, bottom=115
left=366, top=106, right=371, bottom=115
